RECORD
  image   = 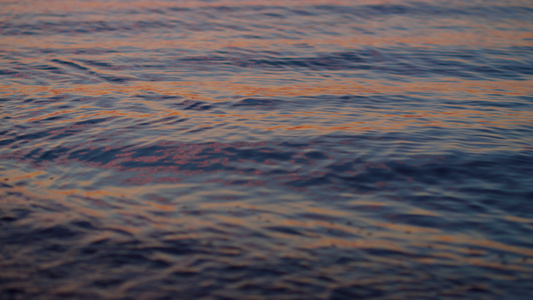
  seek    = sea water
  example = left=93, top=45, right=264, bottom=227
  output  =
left=1, top=0, right=532, bottom=299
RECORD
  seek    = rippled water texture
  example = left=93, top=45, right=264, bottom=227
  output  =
left=1, top=0, right=533, bottom=299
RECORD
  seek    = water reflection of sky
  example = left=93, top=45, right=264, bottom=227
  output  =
left=1, top=0, right=533, bottom=299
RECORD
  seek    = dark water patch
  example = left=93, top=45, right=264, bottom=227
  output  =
left=0, top=68, right=18, bottom=75
left=51, top=59, right=89, bottom=71
left=6, top=45, right=530, bottom=84
left=182, top=100, right=213, bottom=111
left=160, top=47, right=533, bottom=80
left=135, top=93, right=183, bottom=101
left=4, top=138, right=533, bottom=207
left=76, top=59, right=117, bottom=69
left=265, top=226, right=305, bottom=237
left=68, top=146, right=131, bottom=165
left=0, top=208, right=30, bottom=223
left=304, top=151, right=329, bottom=160
left=74, top=117, right=109, bottom=126
left=71, top=220, right=97, bottom=230
left=137, top=115, right=185, bottom=127
left=221, top=146, right=295, bottom=163
left=386, top=214, right=448, bottom=230
left=15, top=131, right=51, bottom=142
left=0, top=137, right=17, bottom=147
left=0, top=20, right=187, bottom=36
left=314, top=3, right=533, bottom=21
left=50, top=59, right=133, bottom=84
left=37, top=147, right=70, bottom=161
left=288, top=176, right=332, bottom=188
left=99, top=75, right=131, bottom=83
left=36, top=225, right=79, bottom=240
left=37, top=47, right=118, bottom=56
left=232, top=98, right=284, bottom=109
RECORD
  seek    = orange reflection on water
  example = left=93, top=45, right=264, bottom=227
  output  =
left=4, top=81, right=530, bottom=153
left=3, top=0, right=510, bottom=14
left=2, top=8, right=532, bottom=54
left=3, top=76, right=532, bottom=99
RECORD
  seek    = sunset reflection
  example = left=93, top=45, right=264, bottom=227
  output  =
left=2, top=0, right=533, bottom=298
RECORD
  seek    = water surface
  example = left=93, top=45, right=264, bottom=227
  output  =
left=1, top=0, right=533, bottom=299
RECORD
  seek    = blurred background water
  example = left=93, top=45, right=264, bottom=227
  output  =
left=1, top=0, right=533, bottom=299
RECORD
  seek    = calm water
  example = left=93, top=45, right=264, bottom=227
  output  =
left=1, top=0, right=533, bottom=299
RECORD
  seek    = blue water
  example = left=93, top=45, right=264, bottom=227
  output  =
left=1, top=0, right=533, bottom=299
